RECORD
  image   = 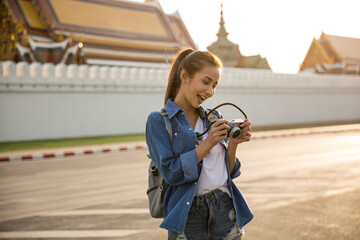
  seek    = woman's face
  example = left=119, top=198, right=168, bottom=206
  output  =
left=180, top=65, right=220, bottom=109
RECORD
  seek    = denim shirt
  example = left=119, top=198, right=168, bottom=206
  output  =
left=146, top=99, right=253, bottom=233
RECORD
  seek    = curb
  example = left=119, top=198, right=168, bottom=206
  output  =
left=0, top=126, right=359, bottom=164
left=0, top=145, right=148, bottom=163
left=251, top=128, right=360, bottom=140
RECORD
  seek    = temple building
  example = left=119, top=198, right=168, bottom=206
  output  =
left=207, top=3, right=270, bottom=70
left=300, top=32, right=360, bottom=75
left=0, top=0, right=196, bottom=65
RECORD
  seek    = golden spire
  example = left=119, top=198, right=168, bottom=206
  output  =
left=217, top=1, right=229, bottom=40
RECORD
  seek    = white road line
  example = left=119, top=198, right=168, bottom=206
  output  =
left=0, top=230, right=147, bottom=238
left=41, top=208, right=150, bottom=216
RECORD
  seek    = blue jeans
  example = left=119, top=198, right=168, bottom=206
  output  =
left=168, top=189, right=244, bottom=240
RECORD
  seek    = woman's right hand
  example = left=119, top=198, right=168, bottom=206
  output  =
left=195, top=119, right=230, bottom=163
left=206, top=119, right=230, bottom=147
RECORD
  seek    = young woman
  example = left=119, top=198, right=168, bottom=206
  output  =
left=146, top=48, right=253, bottom=240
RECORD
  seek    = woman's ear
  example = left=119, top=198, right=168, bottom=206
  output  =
left=180, top=69, right=189, bottom=84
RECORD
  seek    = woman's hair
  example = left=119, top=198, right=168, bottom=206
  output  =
left=164, top=48, right=223, bottom=105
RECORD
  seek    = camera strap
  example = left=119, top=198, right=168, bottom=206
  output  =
left=196, top=103, right=247, bottom=139
left=205, top=103, right=247, bottom=120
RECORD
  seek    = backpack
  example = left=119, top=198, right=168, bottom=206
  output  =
left=146, top=108, right=172, bottom=218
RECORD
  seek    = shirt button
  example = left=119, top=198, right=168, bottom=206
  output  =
left=174, top=132, right=177, bottom=136
left=186, top=202, right=190, bottom=206
left=194, top=182, right=197, bottom=185
left=189, top=128, right=192, bottom=131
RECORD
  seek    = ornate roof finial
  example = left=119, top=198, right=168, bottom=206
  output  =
left=217, top=1, right=229, bottom=40
left=207, top=1, right=242, bottom=67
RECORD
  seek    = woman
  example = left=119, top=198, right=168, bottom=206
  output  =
left=146, top=48, right=253, bottom=240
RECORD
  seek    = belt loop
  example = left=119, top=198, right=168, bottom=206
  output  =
left=196, top=195, right=200, bottom=210
left=213, top=190, right=220, bottom=204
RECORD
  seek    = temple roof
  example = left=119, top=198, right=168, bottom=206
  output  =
left=3, top=0, right=196, bottom=64
left=325, top=34, right=360, bottom=64
left=167, top=11, right=196, bottom=49
left=300, top=32, right=360, bottom=74
left=236, top=55, right=271, bottom=70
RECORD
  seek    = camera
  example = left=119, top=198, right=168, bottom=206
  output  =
left=226, top=119, right=244, bottom=139
left=197, top=103, right=248, bottom=139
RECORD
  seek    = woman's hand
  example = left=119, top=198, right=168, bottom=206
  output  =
left=206, top=119, right=231, bottom=147
left=228, top=119, right=252, bottom=146
left=196, top=119, right=251, bottom=164
left=195, top=119, right=230, bottom=163
left=227, top=119, right=251, bottom=174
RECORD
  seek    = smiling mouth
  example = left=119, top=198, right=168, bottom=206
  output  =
left=197, top=94, right=206, bottom=102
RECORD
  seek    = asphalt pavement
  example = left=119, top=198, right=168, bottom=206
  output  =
left=1, top=124, right=359, bottom=162
left=0, top=124, right=359, bottom=239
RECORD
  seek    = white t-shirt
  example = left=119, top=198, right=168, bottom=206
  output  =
left=194, top=116, right=230, bottom=196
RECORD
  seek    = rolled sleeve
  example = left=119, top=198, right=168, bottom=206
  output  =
left=179, top=149, right=198, bottom=182
left=146, top=112, right=198, bottom=186
left=230, top=158, right=241, bottom=179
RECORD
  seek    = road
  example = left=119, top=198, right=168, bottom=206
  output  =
left=0, top=131, right=359, bottom=239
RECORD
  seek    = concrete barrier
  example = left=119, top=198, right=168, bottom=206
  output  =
left=1, top=61, right=359, bottom=142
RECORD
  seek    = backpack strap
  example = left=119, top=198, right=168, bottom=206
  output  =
left=147, top=109, right=172, bottom=160
left=160, top=108, right=172, bottom=142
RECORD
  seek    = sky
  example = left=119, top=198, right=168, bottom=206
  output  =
left=135, top=0, right=360, bottom=74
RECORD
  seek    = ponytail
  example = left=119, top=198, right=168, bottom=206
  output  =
left=164, top=48, right=222, bottom=106
left=164, top=49, right=194, bottom=105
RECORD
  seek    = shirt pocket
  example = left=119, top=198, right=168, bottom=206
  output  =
left=171, top=126, right=186, bottom=155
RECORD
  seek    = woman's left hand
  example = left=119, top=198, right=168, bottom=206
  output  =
left=228, top=119, right=252, bottom=145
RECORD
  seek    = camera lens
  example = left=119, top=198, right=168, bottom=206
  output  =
left=229, top=127, right=241, bottom=139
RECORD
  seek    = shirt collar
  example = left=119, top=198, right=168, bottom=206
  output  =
left=164, top=99, right=182, bottom=119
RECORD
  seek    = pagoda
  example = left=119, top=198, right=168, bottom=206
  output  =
left=207, top=3, right=270, bottom=70
left=207, top=3, right=241, bottom=67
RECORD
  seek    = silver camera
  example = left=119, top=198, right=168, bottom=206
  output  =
left=226, top=119, right=244, bottom=139
left=197, top=103, right=248, bottom=140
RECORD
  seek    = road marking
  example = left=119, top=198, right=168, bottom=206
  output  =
left=324, top=187, right=356, bottom=197
left=0, top=230, right=147, bottom=238
left=41, top=208, right=150, bottom=216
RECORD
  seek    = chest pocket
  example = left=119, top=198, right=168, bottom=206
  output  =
left=171, top=125, right=186, bottom=155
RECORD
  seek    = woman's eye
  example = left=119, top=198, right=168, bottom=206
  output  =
left=202, top=80, right=209, bottom=85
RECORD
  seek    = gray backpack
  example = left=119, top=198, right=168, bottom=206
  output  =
left=146, top=109, right=172, bottom=218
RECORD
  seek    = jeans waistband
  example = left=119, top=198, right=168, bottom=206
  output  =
left=193, top=189, right=224, bottom=209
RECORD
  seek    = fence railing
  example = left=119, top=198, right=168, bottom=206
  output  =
left=1, top=61, right=360, bottom=93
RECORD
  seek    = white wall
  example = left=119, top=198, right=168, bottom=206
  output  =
left=1, top=61, right=360, bottom=142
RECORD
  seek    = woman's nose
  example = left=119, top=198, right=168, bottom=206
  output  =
left=206, top=86, right=214, bottom=97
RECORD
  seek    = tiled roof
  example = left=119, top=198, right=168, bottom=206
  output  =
left=167, top=11, right=196, bottom=49
left=5, top=0, right=196, bottom=64
left=300, top=32, right=360, bottom=72
left=325, top=34, right=360, bottom=64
